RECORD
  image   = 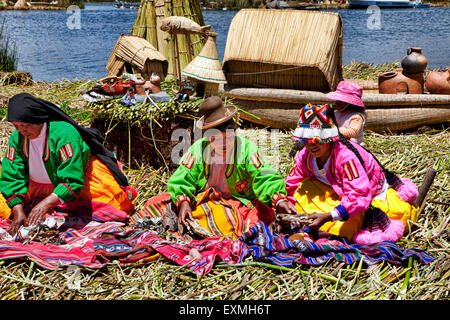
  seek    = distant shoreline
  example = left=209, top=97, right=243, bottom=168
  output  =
left=1, top=1, right=448, bottom=10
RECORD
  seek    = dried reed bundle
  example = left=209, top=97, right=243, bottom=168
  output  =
left=106, top=35, right=168, bottom=80
left=114, top=35, right=165, bottom=71
left=131, top=0, right=206, bottom=80
left=220, top=87, right=450, bottom=132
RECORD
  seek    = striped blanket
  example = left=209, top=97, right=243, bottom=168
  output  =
left=0, top=200, right=128, bottom=270
left=93, top=231, right=248, bottom=276
left=239, top=222, right=435, bottom=267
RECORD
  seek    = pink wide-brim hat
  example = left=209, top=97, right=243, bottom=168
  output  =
left=326, top=81, right=365, bottom=108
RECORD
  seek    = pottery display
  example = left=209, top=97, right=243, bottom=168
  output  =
left=378, top=69, right=424, bottom=94
left=401, top=47, right=428, bottom=74
left=425, top=68, right=450, bottom=94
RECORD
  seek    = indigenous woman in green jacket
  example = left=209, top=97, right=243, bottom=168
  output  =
left=0, top=93, right=136, bottom=236
left=167, top=96, right=297, bottom=239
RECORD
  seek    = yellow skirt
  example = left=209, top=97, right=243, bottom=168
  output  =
left=189, top=188, right=274, bottom=240
left=191, top=189, right=245, bottom=240
left=293, top=178, right=418, bottom=240
left=0, top=156, right=134, bottom=220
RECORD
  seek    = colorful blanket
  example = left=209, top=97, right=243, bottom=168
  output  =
left=93, top=230, right=248, bottom=276
left=239, top=222, right=435, bottom=267
left=0, top=201, right=435, bottom=275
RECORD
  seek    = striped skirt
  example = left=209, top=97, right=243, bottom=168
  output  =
left=131, top=188, right=275, bottom=240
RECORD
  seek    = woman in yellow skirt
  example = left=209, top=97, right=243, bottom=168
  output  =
left=286, top=104, right=419, bottom=244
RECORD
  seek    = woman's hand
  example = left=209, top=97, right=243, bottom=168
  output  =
left=178, top=201, right=194, bottom=227
left=306, top=212, right=332, bottom=229
left=8, top=204, right=26, bottom=236
left=25, top=194, right=61, bottom=227
left=276, top=200, right=298, bottom=215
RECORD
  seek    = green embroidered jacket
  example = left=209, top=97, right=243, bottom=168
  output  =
left=168, top=136, right=287, bottom=209
left=0, top=121, right=90, bottom=208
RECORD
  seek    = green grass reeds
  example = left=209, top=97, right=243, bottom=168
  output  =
left=0, top=19, right=18, bottom=73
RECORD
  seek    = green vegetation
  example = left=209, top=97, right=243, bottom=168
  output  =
left=0, top=20, right=17, bottom=73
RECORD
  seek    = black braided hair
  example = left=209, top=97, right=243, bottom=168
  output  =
left=337, top=131, right=366, bottom=171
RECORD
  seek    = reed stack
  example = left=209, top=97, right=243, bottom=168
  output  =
left=131, top=0, right=206, bottom=80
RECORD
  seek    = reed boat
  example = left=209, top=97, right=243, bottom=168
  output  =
left=219, top=84, right=450, bottom=132
left=220, top=9, right=448, bottom=132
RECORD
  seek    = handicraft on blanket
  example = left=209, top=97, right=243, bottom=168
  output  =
left=0, top=197, right=435, bottom=275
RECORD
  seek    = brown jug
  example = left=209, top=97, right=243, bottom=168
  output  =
left=378, top=69, right=424, bottom=94
left=425, top=69, right=450, bottom=94
left=401, top=47, right=428, bottom=74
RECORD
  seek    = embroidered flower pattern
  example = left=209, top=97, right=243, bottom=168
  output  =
left=235, top=179, right=248, bottom=193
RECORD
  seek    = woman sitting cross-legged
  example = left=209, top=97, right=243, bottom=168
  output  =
left=0, top=93, right=136, bottom=236
left=167, top=96, right=296, bottom=239
left=286, top=104, right=419, bottom=244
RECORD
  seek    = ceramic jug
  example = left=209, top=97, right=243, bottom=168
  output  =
left=378, top=69, right=423, bottom=94
left=425, top=68, right=450, bottom=94
left=401, top=47, right=428, bottom=74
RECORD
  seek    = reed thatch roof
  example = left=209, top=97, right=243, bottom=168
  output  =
left=223, top=9, right=343, bottom=92
left=106, top=34, right=168, bottom=80
left=182, top=33, right=227, bottom=84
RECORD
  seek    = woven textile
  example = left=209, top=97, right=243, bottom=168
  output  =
left=239, top=222, right=435, bottom=267
left=0, top=198, right=434, bottom=273
left=0, top=200, right=128, bottom=269
left=292, top=104, right=339, bottom=144
left=131, top=190, right=275, bottom=241
left=93, top=230, right=248, bottom=276
left=0, top=220, right=122, bottom=270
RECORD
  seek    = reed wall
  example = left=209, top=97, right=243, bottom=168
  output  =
left=223, top=9, right=343, bottom=92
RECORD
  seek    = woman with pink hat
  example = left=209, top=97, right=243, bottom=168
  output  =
left=326, top=81, right=366, bottom=146
left=286, top=104, right=420, bottom=244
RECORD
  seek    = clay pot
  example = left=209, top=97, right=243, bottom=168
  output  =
left=425, top=69, right=450, bottom=94
left=401, top=47, right=428, bottom=74
left=378, top=69, right=424, bottom=94
left=149, top=73, right=161, bottom=93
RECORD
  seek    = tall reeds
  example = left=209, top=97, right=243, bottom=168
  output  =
left=0, top=19, right=18, bottom=72
left=131, top=0, right=206, bottom=80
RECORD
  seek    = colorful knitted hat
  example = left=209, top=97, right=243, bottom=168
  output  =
left=291, top=104, right=339, bottom=144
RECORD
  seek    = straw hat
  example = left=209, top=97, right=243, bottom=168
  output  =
left=181, top=33, right=227, bottom=84
left=291, top=104, right=339, bottom=144
left=326, top=81, right=365, bottom=108
left=196, top=96, right=237, bottom=130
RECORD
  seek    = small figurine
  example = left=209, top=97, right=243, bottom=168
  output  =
left=172, top=79, right=197, bottom=102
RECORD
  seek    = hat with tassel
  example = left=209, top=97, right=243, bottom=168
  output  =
left=291, top=104, right=339, bottom=144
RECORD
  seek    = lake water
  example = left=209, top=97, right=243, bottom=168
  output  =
left=1, top=3, right=449, bottom=82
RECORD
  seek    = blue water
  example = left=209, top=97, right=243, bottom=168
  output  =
left=1, top=3, right=449, bottom=82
